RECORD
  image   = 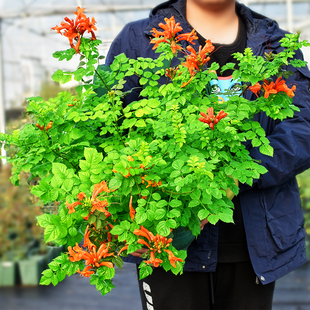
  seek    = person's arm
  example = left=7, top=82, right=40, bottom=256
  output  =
left=240, top=49, right=310, bottom=192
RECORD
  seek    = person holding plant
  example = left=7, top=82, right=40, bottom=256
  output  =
left=104, top=0, right=310, bottom=309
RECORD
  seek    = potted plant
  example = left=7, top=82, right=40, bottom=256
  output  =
left=0, top=164, right=46, bottom=286
left=0, top=7, right=308, bottom=295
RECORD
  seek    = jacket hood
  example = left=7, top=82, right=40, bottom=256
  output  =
left=146, top=0, right=284, bottom=50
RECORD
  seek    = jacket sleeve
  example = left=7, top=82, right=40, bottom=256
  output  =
left=240, top=49, right=310, bottom=191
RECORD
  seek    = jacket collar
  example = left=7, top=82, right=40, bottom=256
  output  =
left=144, top=0, right=283, bottom=52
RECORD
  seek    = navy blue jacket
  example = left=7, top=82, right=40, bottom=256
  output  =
left=105, top=0, right=310, bottom=284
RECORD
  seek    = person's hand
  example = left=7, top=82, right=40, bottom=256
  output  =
left=225, top=177, right=239, bottom=200
left=130, top=248, right=149, bottom=257
left=200, top=219, right=209, bottom=230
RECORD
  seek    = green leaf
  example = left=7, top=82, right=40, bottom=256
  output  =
left=48, top=261, right=60, bottom=272
left=156, top=221, right=170, bottom=236
left=208, top=214, right=220, bottom=225
left=69, top=227, right=77, bottom=237
left=42, top=269, right=54, bottom=278
left=51, top=175, right=63, bottom=188
left=198, top=209, right=210, bottom=220
left=52, top=163, right=68, bottom=180
left=169, top=199, right=182, bottom=207
left=40, top=276, right=52, bottom=285
left=110, top=225, right=124, bottom=235
left=109, top=178, right=122, bottom=190
left=172, top=159, right=184, bottom=170
left=52, top=69, right=64, bottom=82
left=259, top=145, right=274, bottom=157
left=135, top=119, right=146, bottom=127
left=44, top=225, right=59, bottom=243
left=62, top=179, right=74, bottom=192
left=154, top=209, right=166, bottom=220
left=152, top=193, right=161, bottom=201
left=138, top=264, right=153, bottom=280
left=52, top=274, right=59, bottom=286
left=84, top=148, right=103, bottom=164
left=219, top=210, right=234, bottom=223
left=190, top=189, right=201, bottom=200
left=188, top=200, right=200, bottom=208
left=135, top=212, right=147, bottom=224
left=37, top=214, right=52, bottom=228
left=167, top=209, right=181, bottom=218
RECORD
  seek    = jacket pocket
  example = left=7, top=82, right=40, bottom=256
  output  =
left=261, top=182, right=306, bottom=252
left=265, top=212, right=306, bottom=252
left=263, top=186, right=306, bottom=251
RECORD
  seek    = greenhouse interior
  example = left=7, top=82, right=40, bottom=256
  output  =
left=0, top=0, right=310, bottom=309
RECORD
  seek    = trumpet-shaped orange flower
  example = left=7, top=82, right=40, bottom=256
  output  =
left=134, top=226, right=172, bottom=253
left=77, top=265, right=95, bottom=278
left=262, top=77, right=296, bottom=99
left=133, top=226, right=183, bottom=268
left=129, top=195, right=135, bottom=221
left=274, top=77, right=296, bottom=98
left=52, top=6, right=97, bottom=53
left=71, top=180, right=111, bottom=217
left=144, top=251, right=163, bottom=267
left=262, top=80, right=278, bottom=99
left=65, top=201, right=82, bottom=214
left=249, top=82, right=261, bottom=97
left=150, top=16, right=198, bottom=54
left=164, top=249, right=183, bottom=268
left=68, top=242, right=114, bottom=269
left=199, top=107, right=228, bottom=130
left=181, top=40, right=215, bottom=87
left=141, top=176, right=162, bottom=188
left=117, top=245, right=128, bottom=256
left=83, top=225, right=96, bottom=250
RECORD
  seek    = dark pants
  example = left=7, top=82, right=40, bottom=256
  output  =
left=137, top=261, right=275, bottom=310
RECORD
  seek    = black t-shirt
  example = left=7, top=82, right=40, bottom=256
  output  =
left=196, top=17, right=250, bottom=263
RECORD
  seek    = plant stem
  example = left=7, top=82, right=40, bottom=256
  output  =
left=94, top=68, right=111, bottom=92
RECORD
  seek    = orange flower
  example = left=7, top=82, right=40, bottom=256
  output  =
left=150, top=16, right=198, bottom=54
left=199, top=107, right=227, bottom=130
left=77, top=266, right=95, bottom=278
left=134, top=226, right=172, bottom=253
left=274, top=77, right=296, bottom=98
left=129, top=195, right=135, bottom=221
left=181, top=40, right=214, bottom=87
left=145, top=251, right=163, bottom=267
left=117, top=245, right=128, bottom=256
left=91, top=181, right=110, bottom=200
left=164, top=249, right=183, bottom=268
left=141, top=176, right=162, bottom=188
left=249, top=82, right=261, bottom=97
left=133, top=226, right=182, bottom=268
left=83, top=225, right=96, bottom=250
left=65, top=201, right=82, bottom=214
left=68, top=242, right=114, bottom=269
left=262, top=77, right=296, bottom=99
left=75, top=181, right=111, bottom=218
left=52, top=6, right=96, bottom=53
left=263, top=80, right=277, bottom=99
left=184, top=40, right=215, bottom=74
left=77, top=192, right=87, bottom=201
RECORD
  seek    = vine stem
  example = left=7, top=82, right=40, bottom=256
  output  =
left=160, top=188, right=194, bottom=195
left=95, top=68, right=111, bottom=92
left=50, top=149, right=79, bottom=171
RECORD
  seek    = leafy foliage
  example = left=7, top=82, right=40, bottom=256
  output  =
left=0, top=9, right=308, bottom=297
